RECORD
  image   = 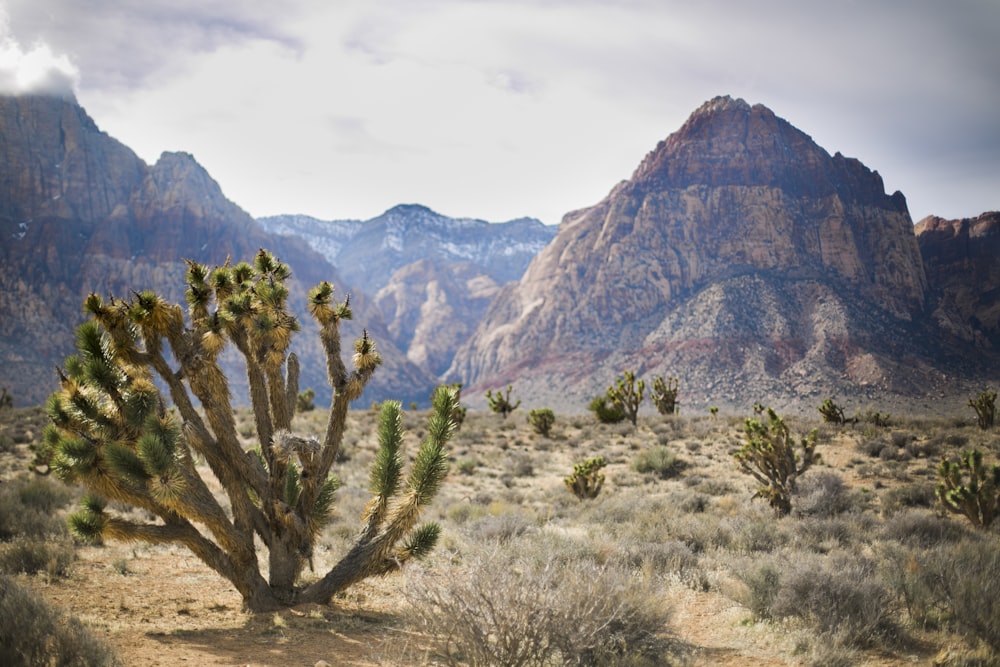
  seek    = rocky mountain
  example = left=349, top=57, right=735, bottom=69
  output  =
left=448, top=96, right=994, bottom=413
left=916, top=212, right=1000, bottom=348
left=258, top=205, right=555, bottom=380
left=258, top=205, right=554, bottom=293
left=0, top=94, right=434, bottom=407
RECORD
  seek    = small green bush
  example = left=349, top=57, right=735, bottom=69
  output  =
left=295, top=388, right=316, bottom=412
left=0, top=575, right=120, bottom=666
left=632, top=445, right=681, bottom=479
left=588, top=395, right=626, bottom=424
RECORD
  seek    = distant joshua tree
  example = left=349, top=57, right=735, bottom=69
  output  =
left=486, top=385, right=520, bottom=419
left=608, top=370, right=644, bottom=426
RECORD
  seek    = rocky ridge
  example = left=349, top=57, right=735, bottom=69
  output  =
left=447, top=96, right=992, bottom=413
left=916, top=212, right=1000, bottom=348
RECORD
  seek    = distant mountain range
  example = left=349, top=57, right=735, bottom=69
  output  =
left=0, top=93, right=996, bottom=414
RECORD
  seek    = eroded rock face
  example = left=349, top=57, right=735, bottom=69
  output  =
left=374, top=260, right=500, bottom=378
left=448, top=96, right=936, bottom=410
left=0, top=94, right=434, bottom=406
left=916, top=212, right=1000, bottom=347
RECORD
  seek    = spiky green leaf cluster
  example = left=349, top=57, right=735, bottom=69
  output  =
left=937, top=449, right=1000, bottom=529
left=565, top=456, right=607, bottom=500
left=650, top=375, right=679, bottom=416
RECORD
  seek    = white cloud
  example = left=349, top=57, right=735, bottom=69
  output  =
left=0, top=36, right=79, bottom=96
left=1, top=0, right=997, bottom=223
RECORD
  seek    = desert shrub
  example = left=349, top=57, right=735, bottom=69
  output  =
left=904, top=437, right=941, bottom=459
left=727, top=514, right=789, bottom=554
left=857, top=436, right=896, bottom=459
left=855, top=406, right=891, bottom=428
left=0, top=539, right=74, bottom=577
left=632, top=445, right=681, bottom=479
left=879, top=482, right=937, bottom=516
left=792, top=470, right=856, bottom=517
left=0, top=475, right=72, bottom=541
left=772, top=551, right=899, bottom=648
left=792, top=516, right=862, bottom=552
left=880, top=509, right=970, bottom=547
left=464, top=513, right=535, bottom=545
left=886, top=535, right=1000, bottom=651
left=0, top=575, right=120, bottom=666
left=621, top=539, right=699, bottom=578
left=736, top=558, right=782, bottom=620
left=503, top=452, right=534, bottom=478
left=662, top=513, right=733, bottom=554
left=588, top=395, right=627, bottom=424
left=407, top=542, right=679, bottom=666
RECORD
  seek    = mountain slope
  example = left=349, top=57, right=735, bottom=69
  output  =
left=448, top=96, right=983, bottom=413
left=0, top=94, right=433, bottom=406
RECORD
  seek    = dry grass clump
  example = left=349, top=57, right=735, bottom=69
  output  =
left=0, top=475, right=76, bottom=577
left=0, top=574, right=120, bottom=666
left=406, top=535, right=682, bottom=666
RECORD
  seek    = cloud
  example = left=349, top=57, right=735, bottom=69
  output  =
left=0, top=38, right=79, bottom=96
left=2, top=0, right=305, bottom=92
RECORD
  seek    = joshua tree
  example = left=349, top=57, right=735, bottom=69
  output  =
left=608, top=370, right=644, bottom=426
left=937, top=449, right=1000, bottom=529
left=650, top=375, right=679, bottom=416
left=0, top=387, right=11, bottom=409
left=817, top=398, right=846, bottom=425
left=565, top=456, right=607, bottom=500
left=734, top=407, right=818, bottom=516
left=968, top=389, right=997, bottom=430
left=38, top=250, right=458, bottom=612
left=527, top=408, right=555, bottom=437
left=485, top=384, right=520, bottom=419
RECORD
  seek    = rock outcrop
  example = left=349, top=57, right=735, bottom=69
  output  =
left=448, top=96, right=961, bottom=412
left=0, top=94, right=433, bottom=406
left=916, top=212, right=1000, bottom=348
left=259, top=205, right=555, bottom=379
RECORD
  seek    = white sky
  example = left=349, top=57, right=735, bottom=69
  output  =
left=1, top=0, right=997, bottom=225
